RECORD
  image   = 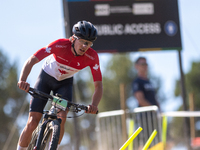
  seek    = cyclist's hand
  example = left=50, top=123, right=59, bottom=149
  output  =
left=87, top=105, right=98, bottom=114
left=17, top=81, right=30, bottom=92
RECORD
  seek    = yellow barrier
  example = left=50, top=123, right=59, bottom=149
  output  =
left=128, top=120, right=134, bottom=150
left=119, top=127, right=143, bottom=150
left=142, top=130, right=157, bottom=150
left=162, top=116, right=167, bottom=148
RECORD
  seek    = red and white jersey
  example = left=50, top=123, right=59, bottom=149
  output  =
left=34, top=38, right=102, bottom=82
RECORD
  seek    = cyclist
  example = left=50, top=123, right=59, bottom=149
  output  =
left=17, top=20, right=103, bottom=150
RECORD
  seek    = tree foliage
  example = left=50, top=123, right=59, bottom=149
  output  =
left=0, top=50, right=27, bottom=149
left=174, top=61, right=200, bottom=109
left=173, top=61, right=200, bottom=139
left=98, top=53, right=137, bottom=111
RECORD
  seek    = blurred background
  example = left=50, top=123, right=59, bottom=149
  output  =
left=1, top=0, right=200, bottom=150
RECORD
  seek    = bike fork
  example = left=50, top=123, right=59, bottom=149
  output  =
left=34, top=120, right=50, bottom=150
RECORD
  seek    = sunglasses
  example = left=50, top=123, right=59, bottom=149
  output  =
left=73, top=35, right=93, bottom=47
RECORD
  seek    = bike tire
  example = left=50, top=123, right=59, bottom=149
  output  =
left=27, top=125, right=40, bottom=150
left=40, top=120, right=60, bottom=150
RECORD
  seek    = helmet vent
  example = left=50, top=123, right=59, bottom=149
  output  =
left=75, top=27, right=79, bottom=32
left=82, top=27, right=86, bottom=33
left=88, top=28, right=91, bottom=37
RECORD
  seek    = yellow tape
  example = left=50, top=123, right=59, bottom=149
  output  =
left=119, top=127, right=143, bottom=150
left=142, top=130, right=157, bottom=150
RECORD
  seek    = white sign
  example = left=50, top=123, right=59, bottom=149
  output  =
left=133, top=3, right=154, bottom=15
left=95, top=4, right=110, bottom=16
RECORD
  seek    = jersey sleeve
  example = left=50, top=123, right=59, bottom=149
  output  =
left=89, top=52, right=102, bottom=82
left=132, top=79, right=142, bottom=93
left=33, top=39, right=67, bottom=61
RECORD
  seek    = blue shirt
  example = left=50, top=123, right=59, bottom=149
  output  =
left=132, top=77, right=157, bottom=107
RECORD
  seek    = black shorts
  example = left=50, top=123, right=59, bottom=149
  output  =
left=29, top=69, right=73, bottom=113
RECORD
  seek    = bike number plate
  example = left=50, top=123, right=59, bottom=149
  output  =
left=52, top=96, right=68, bottom=111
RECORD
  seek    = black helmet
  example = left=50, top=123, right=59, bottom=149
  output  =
left=72, top=21, right=97, bottom=42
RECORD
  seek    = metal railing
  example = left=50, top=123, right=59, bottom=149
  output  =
left=96, top=106, right=161, bottom=150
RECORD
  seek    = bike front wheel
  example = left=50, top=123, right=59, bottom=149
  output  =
left=40, top=120, right=60, bottom=150
left=27, top=125, right=40, bottom=150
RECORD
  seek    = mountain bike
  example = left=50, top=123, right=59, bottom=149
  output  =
left=27, top=87, right=90, bottom=150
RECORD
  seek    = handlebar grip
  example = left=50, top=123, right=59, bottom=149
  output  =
left=29, top=87, right=34, bottom=92
left=85, top=107, right=98, bottom=114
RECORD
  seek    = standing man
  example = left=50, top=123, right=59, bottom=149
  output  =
left=132, top=57, right=160, bottom=148
left=17, top=20, right=103, bottom=150
left=132, top=56, right=160, bottom=108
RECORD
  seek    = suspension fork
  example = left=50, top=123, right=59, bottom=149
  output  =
left=34, top=119, right=52, bottom=150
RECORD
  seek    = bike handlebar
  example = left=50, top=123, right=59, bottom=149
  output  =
left=28, top=87, right=98, bottom=114
left=28, top=87, right=88, bottom=112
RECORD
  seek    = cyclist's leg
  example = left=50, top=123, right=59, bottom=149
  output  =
left=56, top=109, right=68, bottom=144
left=18, top=112, right=42, bottom=147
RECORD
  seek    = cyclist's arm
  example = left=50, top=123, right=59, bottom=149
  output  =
left=134, top=91, right=152, bottom=106
left=88, top=81, right=103, bottom=114
left=18, top=55, right=39, bottom=92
